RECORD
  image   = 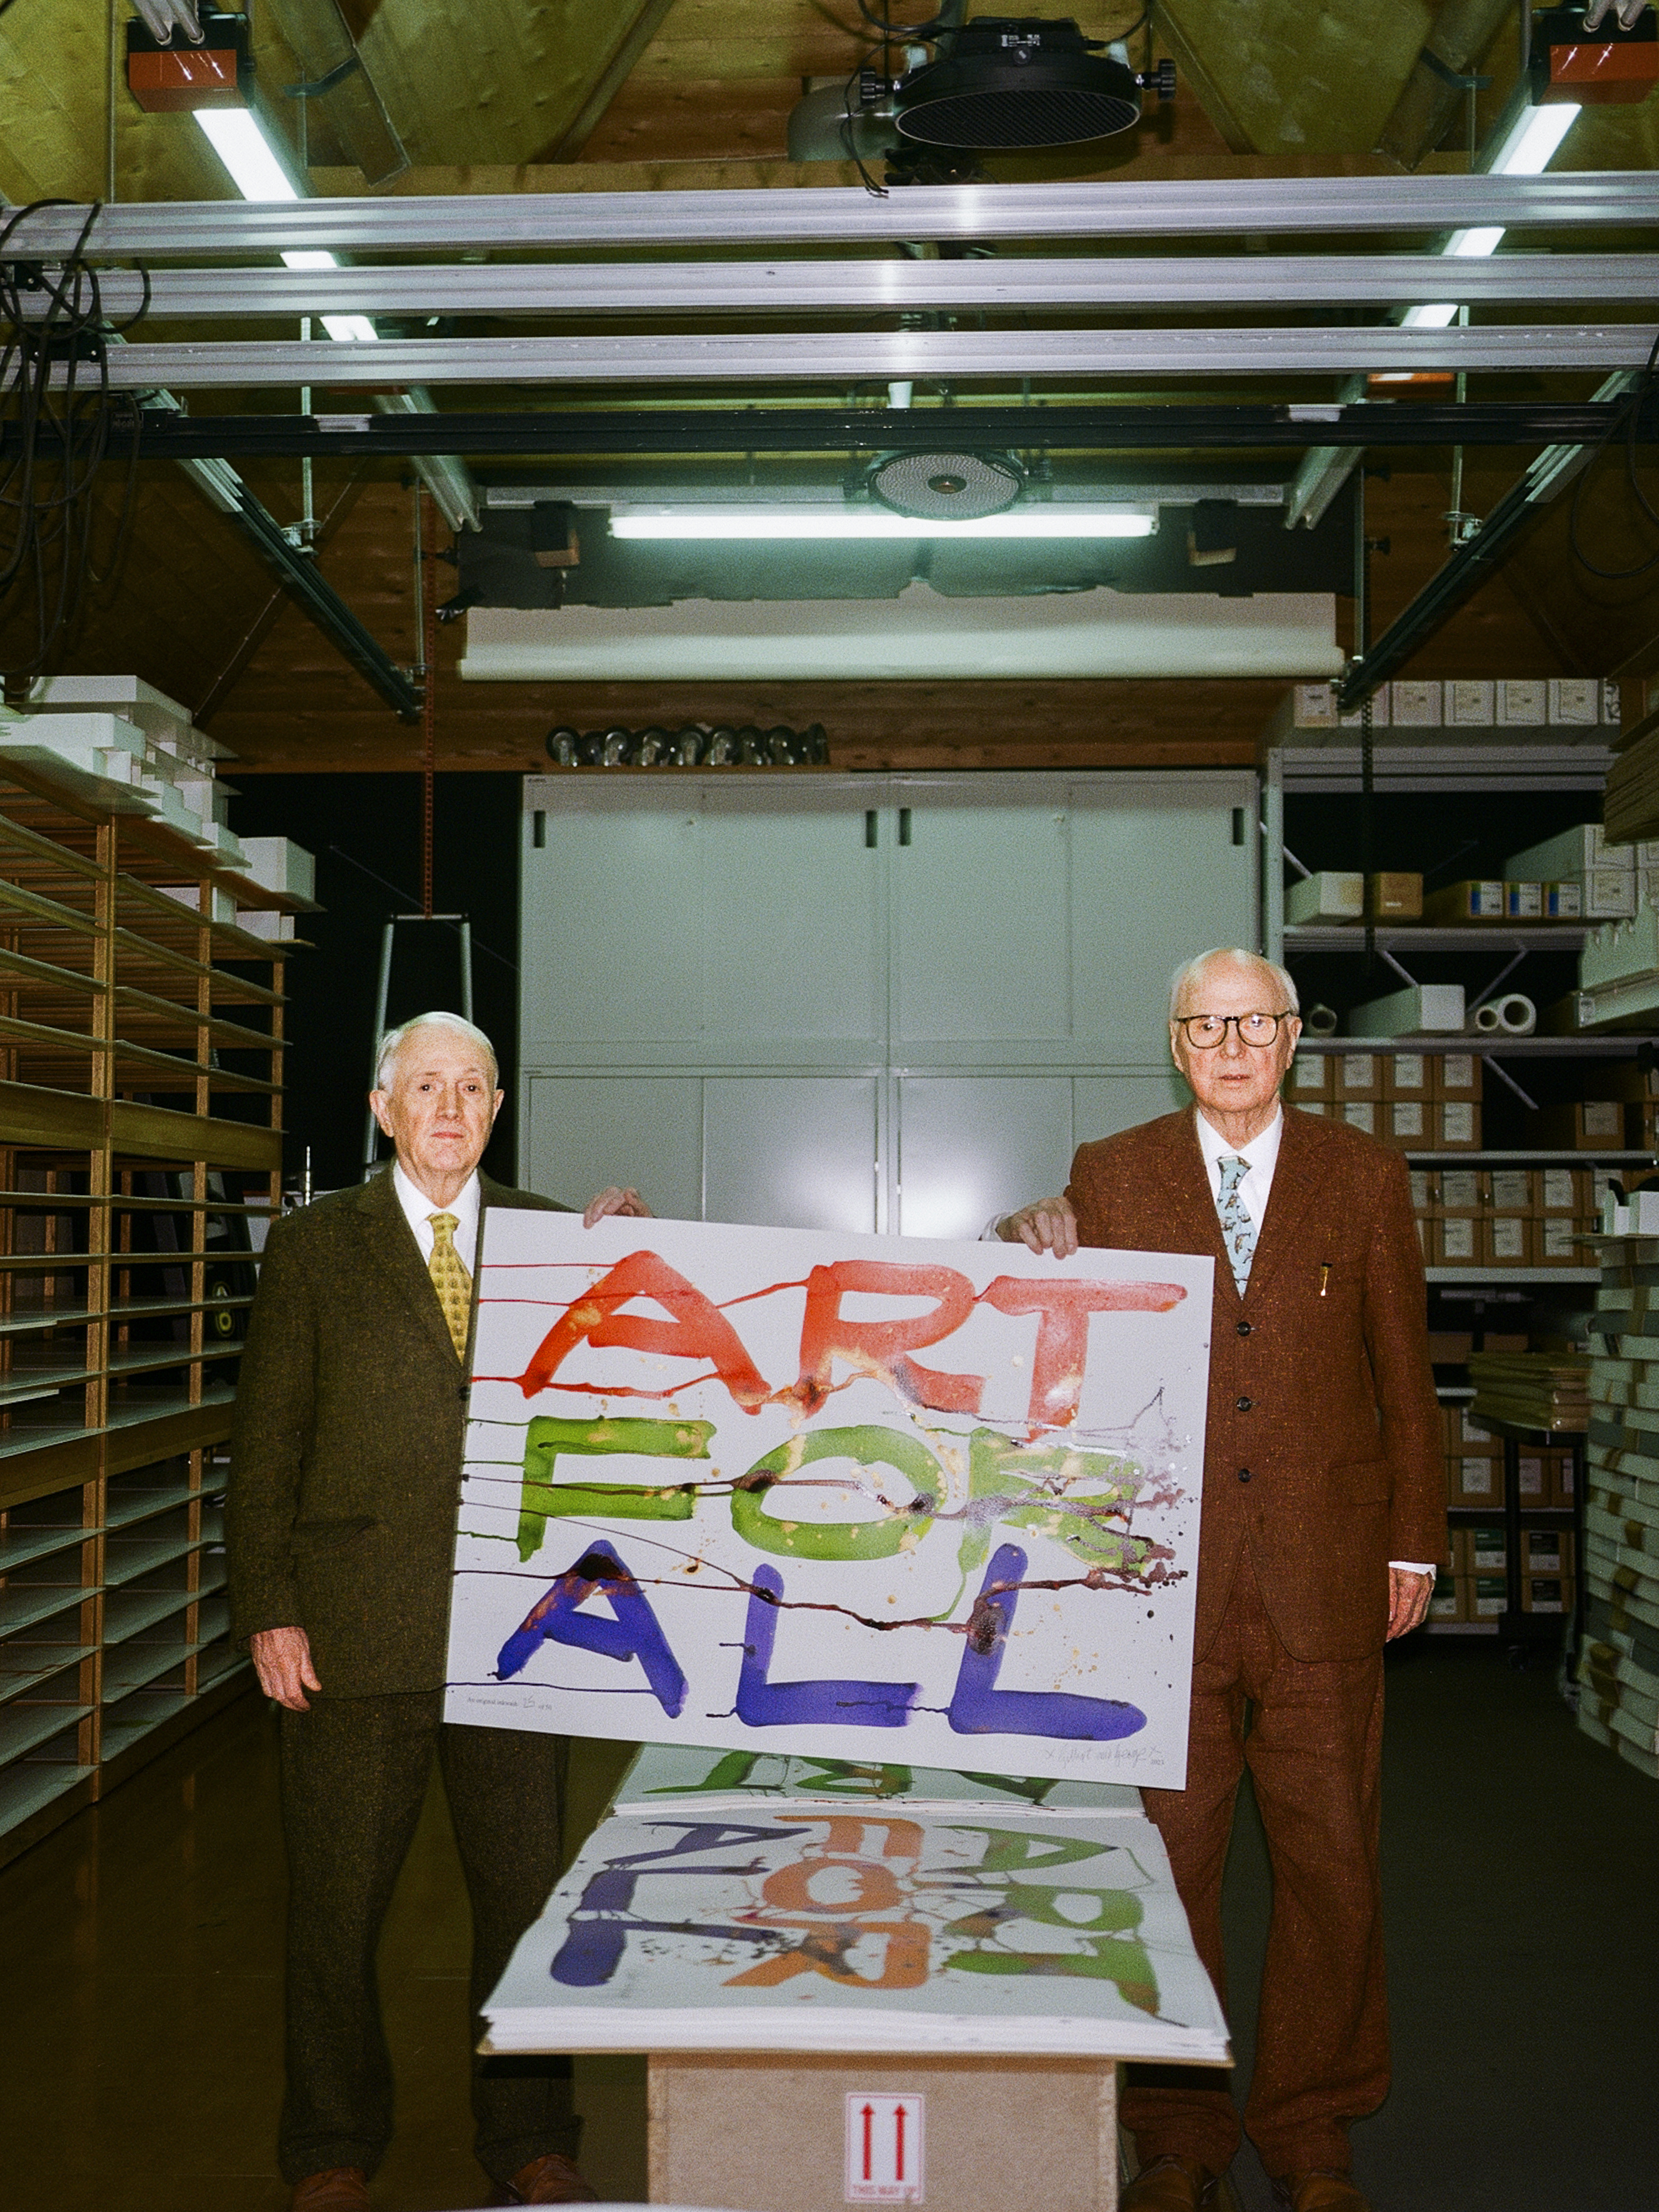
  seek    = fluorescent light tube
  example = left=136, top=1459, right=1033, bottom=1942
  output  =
left=1445, top=227, right=1505, bottom=258
left=608, top=507, right=1158, bottom=540
left=1489, top=101, right=1582, bottom=176
left=194, top=107, right=298, bottom=201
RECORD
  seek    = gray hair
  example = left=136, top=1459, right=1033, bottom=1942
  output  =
left=374, top=1010, right=499, bottom=1092
left=1168, top=947, right=1300, bottom=1021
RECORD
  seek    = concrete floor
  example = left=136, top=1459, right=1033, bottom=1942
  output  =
left=1, top=1639, right=1656, bottom=2211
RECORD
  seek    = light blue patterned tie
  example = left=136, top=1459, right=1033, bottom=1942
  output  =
left=1215, top=1155, right=1257, bottom=1297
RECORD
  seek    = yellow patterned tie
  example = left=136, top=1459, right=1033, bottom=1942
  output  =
left=426, top=1212, right=472, bottom=1358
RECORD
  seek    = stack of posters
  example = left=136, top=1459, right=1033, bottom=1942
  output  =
left=1580, top=1240, right=1659, bottom=1778
left=482, top=1746, right=1230, bottom=2063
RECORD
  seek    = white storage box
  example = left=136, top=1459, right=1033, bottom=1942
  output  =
left=1348, top=983, right=1467, bottom=1037
left=1286, top=870, right=1363, bottom=924
left=236, top=834, right=317, bottom=904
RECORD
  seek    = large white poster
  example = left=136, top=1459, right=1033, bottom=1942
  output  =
left=445, top=1214, right=1212, bottom=1786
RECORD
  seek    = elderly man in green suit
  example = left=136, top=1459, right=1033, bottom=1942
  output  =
left=228, top=1010, right=650, bottom=2212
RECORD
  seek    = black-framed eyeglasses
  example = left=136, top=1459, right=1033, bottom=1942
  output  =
left=1175, top=1010, right=1295, bottom=1050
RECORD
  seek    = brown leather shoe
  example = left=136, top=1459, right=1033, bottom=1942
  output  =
left=290, top=2173, right=369, bottom=2212
left=1122, top=2156, right=1219, bottom=2211
left=1272, top=2173, right=1371, bottom=2212
left=506, top=2151, right=601, bottom=2205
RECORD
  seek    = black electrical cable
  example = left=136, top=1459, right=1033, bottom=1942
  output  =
left=1566, top=325, right=1659, bottom=584
left=0, top=198, right=146, bottom=684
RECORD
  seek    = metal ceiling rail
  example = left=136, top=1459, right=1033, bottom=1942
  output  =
left=12, top=400, right=1650, bottom=462
left=8, top=174, right=1659, bottom=259
left=29, top=253, right=1659, bottom=319
left=65, top=324, right=1659, bottom=388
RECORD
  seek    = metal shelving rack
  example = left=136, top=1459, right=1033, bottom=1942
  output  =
left=0, top=757, right=310, bottom=1867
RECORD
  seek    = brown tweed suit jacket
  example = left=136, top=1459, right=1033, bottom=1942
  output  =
left=227, top=1167, right=568, bottom=1697
left=1066, top=1104, right=1445, bottom=1664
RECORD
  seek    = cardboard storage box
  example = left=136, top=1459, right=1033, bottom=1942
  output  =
left=1488, top=1167, right=1536, bottom=1215
left=1533, top=1100, right=1625, bottom=1150
left=1436, top=1099, right=1482, bottom=1149
left=1552, top=1454, right=1578, bottom=1506
left=1469, top=1526, right=1508, bottom=1573
left=1339, top=1099, right=1378, bottom=1137
left=1449, top=1456, right=1504, bottom=1506
left=1408, top=1168, right=1434, bottom=1215
left=1438, top=1053, right=1482, bottom=1100
left=1542, top=880, right=1583, bottom=919
left=1482, top=1215, right=1534, bottom=1267
left=1286, top=870, right=1363, bottom=924
left=1423, top=879, right=1507, bottom=924
left=1367, top=872, right=1423, bottom=920
left=1525, top=1528, right=1575, bottom=1577
left=1517, top=1454, right=1547, bottom=1501
left=1505, top=824, right=1631, bottom=880
left=1471, top=1574, right=1509, bottom=1620
left=1434, top=1215, right=1479, bottom=1265
left=1286, top=1055, right=1330, bottom=1102
left=1537, top=1215, right=1589, bottom=1263
left=1386, top=1097, right=1430, bottom=1148
left=1384, top=1051, right=1432, bottom=1097
left=1540, top=1166, right=1588, bottom=1213
left=1521, top=1574, right=1574, bottom=1616
left=1505, top=880, right=1544, bottom=920
left=1429, top=1569, right=1465, bottom=1623
left=1438, top=1167, right=1483, bottom=1213
left=1333, top=1051, right=1381, bottom=1098
left=1427, top=1331, right=1475, bottom=1363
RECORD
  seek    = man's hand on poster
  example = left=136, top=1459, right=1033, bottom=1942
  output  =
left=251, top=1624, right=321, bottom=1710
left=1386, top=1564, right=1434, bottom=1640
left=995, top=1194, right=1079, bottom=1258
left=583, top=1187, right=653, bottom=1227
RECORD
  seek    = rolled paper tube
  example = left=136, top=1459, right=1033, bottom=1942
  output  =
left=1495, top=992, right=1536, bottom=1035
left=1470, top=1001, right=1504, bottom=1034
left=1304, top=1004, right=1339, bottom=1036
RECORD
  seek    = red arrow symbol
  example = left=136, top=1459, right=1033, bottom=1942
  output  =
left=894, top=2103, right=906, bottom=2183
left=862, top=2104, right=874, bottom=2182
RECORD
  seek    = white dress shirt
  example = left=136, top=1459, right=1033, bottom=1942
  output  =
left=392, top=1161, right=483, bottom=1269
left=1194, top=1103, right=1432, bottom=1581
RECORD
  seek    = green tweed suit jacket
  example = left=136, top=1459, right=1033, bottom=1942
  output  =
left=227, top=1167, right=569, bottom=1698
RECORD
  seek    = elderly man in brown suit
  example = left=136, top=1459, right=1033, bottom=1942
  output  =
left=228, top=1011, right=649, bottom=2212
left=998, top=947, right=1443, bottom=2212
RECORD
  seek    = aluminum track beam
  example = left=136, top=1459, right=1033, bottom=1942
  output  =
left=22, top=253, right=1659, bottom=320
left=1335, top=372, right=1641, bottom=713
left=9, top=401, right=1653, bottom=463
left=8, top=174, right=1658, bottom=258
left=65, top=324, right=1659, bottom=388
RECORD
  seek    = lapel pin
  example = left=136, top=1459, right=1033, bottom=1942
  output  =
left=1319, top=1262, right=1331, bottom=1297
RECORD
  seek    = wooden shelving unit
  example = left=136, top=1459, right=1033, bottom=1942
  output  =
left=0, top=757, right=309, bottom=1867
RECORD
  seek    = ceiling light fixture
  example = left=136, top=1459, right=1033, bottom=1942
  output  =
left=1395, top=105, right=1582, bottom=334
left=606, top=507, right=1159, bottom=541
left=193, top=110, right=378, bottom=343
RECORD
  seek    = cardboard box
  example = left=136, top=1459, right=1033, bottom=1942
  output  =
left=1423, top=879, right=1507, bottom=924
left=1429, top=1569, right=1465, bottom=1623
left=1525, top=1528, right=1575, bottom=1577
left=1339, top=1099, right=1378, bottom=1138
left=1438, top=1167, right=1483, bottom=1214
left=1471, top=1573, right=1509, bottom=1619
left=1482, top=1214, right=1533, bottom=1267
left=1505, top=880, right=1545, bottom=920
left=1537, top=1215, right=1588, bottom=1264
left=1427, top=1331, right=1474, bottom=1363
left=1521, top=1574, right=1574, bottom=1616
left=1390, top=682, right=1442, bottom=728
left=1443, top=1527, right=1467, bottom=1575
left=1469, top=1525, right=1509, bottom=1573
left=1488, top=1167, right=1536, bottom=1215
left=1517, top=1454, right=1547, bottom=1501
left=1543, top=880, right=1583, bottom=919
left=1481, top=1332, right=1528, bottom=1352
left=1436, top=1099, right=1482, bottom=1150
left=1437, top=1053, right=1482, bottom=1100
left=1286, top=870, right=1363, bottom=924
left=1540, top=1165, right=1588, bottom=1213
left=1533, top=1100, right=1625, bottom=1150
left=1446, top=680, right=1494, bottom=724
left=1386, top=1097, right=1430, bottom=1147
left=1367, top=871, right=1423, bottom=920
left=1450, top=1456, right=1504, bottom=1506
left=1498, top=680, right=1547, bottom=727
left=1552, top=1454, right=1578, bottom=1506
left=1408, top=1168, right=1434, bottom=1214
left=1582, top=868, right=1639, bottom=920
left=1333, top=1051, right=1381, bottom=1099
left=1384, top=1051, right=1432, bottom=1097
left=1435, top=1214, right=1479, bottom=1266
left=1297, top=1098, right=1329, bottom=1117
left=1627, top=1102, right=1659, bottom=1151
left=1286, top=1055, right=1331, bottom=1102
left=1582, top=1064, right=1659, bottom=1104
left=1458, top=1406, right=1499, bottom=1451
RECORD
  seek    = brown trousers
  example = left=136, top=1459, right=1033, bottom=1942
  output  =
left=278, top=1692, right=578, bottom=2188
left=1122, top=1554, right=1389, bottom=2179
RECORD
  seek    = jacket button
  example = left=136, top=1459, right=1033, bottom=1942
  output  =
left=1237, top=1395, right=1253, bottom=1411
left=1238, top=1467, right=1252, bottom=1483
left=1237, top=1320, right=1252, bottom=1336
